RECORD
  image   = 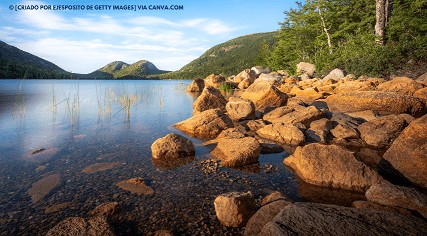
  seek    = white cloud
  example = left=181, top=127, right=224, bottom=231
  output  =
left=3, top=0, right=237, bottom=73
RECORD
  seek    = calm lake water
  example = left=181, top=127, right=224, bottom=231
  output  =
left=0, top=79, right=363, bottom=235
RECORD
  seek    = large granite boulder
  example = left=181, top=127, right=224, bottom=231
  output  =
left=212, top=137, right=261, bottom=167
left=358, top=115, right=408, bottom=148
left=225, top=97, right=256, bottom=121
left=241, top=80, right=288, bottom=113
left=186, top=78, right=204, bottom=92
left=259, top=202, right=427, bottom=236
left=417, top=72, right=427, bottom=85
left=46, top=217, right=115, bottom=236
left=366, top=183, right=427, bottom=218
left=414, top=87, right=427, bottom=101
left=174, top=109, right=233, bottom=138
left=333, top=80, right=376, bottom=94
left=383, top=114, right=427, bottom=188
left=323, top=68, right=345, bottom=81
left=326, top=91, right=426, bottom=117
left=297, top=62, right=316, bottom=77
left=284, top=143, right=385, bottom=192
left=151, top=133, right=195, bottom=161
left=244, top=200, right=291, bottom=236
left=204, top=74, right=225, bottom=88
left=234, top=69, right=256, bottom=84
left=251, top=66, right=271, bottom=78
left=192, top=86, right=227, bottom=115
left=214, top=192, right=256, bottom=227
left=257, top=123, right=305, bottom=146
left=266, top=106, right=325, bottom=128
left=377, top=77, right=424, bottom=96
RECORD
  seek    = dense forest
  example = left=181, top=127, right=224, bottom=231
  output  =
left=260, top=0, right=427, bottom=77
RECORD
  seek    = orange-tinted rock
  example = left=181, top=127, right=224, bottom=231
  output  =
left=241, top=81, right=288, bottom=112
left=284, top=144, right=385, bottom=192
left=192, top=86, right=227, bottom=115
left=186, top=78, right=204, bottom=92
left=115, top=178, right=154, bottom=195
left=214, top=192, right=256, bottom=227
left=383, top=114, right=427, bottom=188
left=326, top=91, right=426, bottom=117
left=377, top=77, right=424, bottom=96
left=212, top=137, right=260, bottom=167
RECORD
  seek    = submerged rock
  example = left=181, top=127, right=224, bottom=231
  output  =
left=115, top=178, right=154, bottom=195
left=89, top=202, right=121, bottom=219
left=82, top=162, right=121, bottom=174
left=28, top=173, right=61, bottom=203
left=46, top=217, right=114, bottom=236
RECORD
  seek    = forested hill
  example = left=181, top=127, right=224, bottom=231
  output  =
left=261, top=0, right=427, bottom=77
left=0, top=40, right=73, bottom=79
left=160, top=32, right=278, bottom=80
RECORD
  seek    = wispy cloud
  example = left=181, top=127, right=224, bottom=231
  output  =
left=1, top=0, right=237, bottom=73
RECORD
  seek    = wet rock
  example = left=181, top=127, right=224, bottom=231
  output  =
left=383, top=114, right=427, bottom=188
left=297, top=62, right=316, bottom=77
left=377, top=77, right=424, bottom=96
left=366, top=183, right=427, bottom=218
left=82, top=162, right=121, bottom=174
left=31, top=148, right=46, bottom=155
left=212, top=137, right=260, bottom=167
left=174, top=109, right=234, bottom=138
left=186, top=78, right=204, bottom=92
left=259, top=202, right=427, bottom=236
left=25, top=147, right=60, bottom=163
left=261, top=192, right=292, bottom=206
left=284, top=144, right=385, bottom=192
left=352, top=201, right=413, bottom=217
left=326, top=91, right=426, bottom=117
left=151, top=133, right=195, bottom=161
left=46, top=217, right=114, bottom=236
left=240, top=81, right=288, bottom=113
left=28, top=173, right=61, bottom=203
left=89, top=202, right=121, bottom=219
left=244, top=200, right=291, bottom=236
left=192, top=86, right=227, bottom=115
left=115, top=178, right=154, bottom=195
left=214, top=191, right=256, bottom=227
left=358, top=115, right=407, bottom=148
left=204, top=74, right=226, bottom=88
left=225, top=97, right=256, bottom=121
left=323, top=68, right=345, bottom=81
left=45, top=202, right=74, bottom=214
left=257, top=123, right=305, bottom=146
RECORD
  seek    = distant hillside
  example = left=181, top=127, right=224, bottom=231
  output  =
left=76, top=60, right=169, bottom=79
left=0, top=40, right=73, bottom=79
left=160, top=32, right=278, bottom=80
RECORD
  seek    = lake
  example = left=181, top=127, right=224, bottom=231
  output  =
left=0, top=80, right=362, bottom=235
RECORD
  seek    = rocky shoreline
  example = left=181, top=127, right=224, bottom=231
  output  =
left=6, top=63, right=427, bottom=235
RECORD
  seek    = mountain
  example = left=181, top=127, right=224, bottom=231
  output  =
left=160, top=32, right=278, bottom=80
left=76, top=60, right=169, bottom=79
left=0, top=40, right=73, bottom=79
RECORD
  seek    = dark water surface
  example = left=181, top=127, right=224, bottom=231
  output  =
left=0, top=80, right=363, bottom=235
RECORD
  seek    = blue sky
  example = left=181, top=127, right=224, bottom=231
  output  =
left=0, top=0, right=295, bottom=73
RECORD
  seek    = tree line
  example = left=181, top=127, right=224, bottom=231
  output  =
left=260, top=0, right=427, bottom=77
